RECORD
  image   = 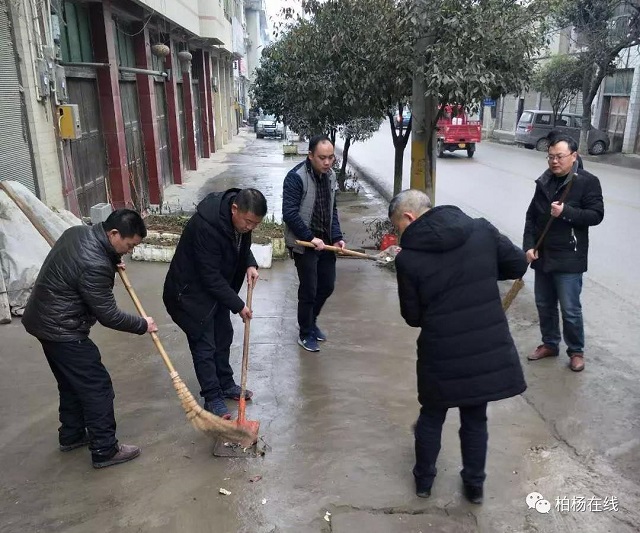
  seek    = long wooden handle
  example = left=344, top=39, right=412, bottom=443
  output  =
left=238, top=283, right=254, bottom=424
left=295, top=240, right=377, bottom=260
left=117, top=267, right=177, bottom=375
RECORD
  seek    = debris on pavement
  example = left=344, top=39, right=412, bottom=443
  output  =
left=261, top=498, right=267, bottom=505
left=219, top=488, right=232, bottom=496
left=249, top=475, right=263, bottom=483
left=324, top=510, right=332, bottom=522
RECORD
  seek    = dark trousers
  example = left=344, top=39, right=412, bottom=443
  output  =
left=187, top=306, right=235, bottom=402
left=40, top=338, right=119, bottom=462
left=534, top=270, right=584, bottom=354
left=414, top=403, right=488, bottom=490
left=293, top=248, right=336, bottom=338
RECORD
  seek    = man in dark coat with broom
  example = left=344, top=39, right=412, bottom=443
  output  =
left=389, top=189, right=528, bottom=504
left=163, top=188, right=266, bottom=420
left=22, top=209, right=157, bottom=469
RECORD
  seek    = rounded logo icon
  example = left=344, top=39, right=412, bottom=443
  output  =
left=535, top=499, right=552, bottom=514
left=526, top=492, right=544, bottom=509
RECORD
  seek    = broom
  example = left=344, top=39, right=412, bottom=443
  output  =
left=117, top=269, right=258, bottom=444
left=0, top=181, right=257, bottom=443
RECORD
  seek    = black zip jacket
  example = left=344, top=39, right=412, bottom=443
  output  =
left=163, top=189, right=258, bottom=339
left=523, top=168, right=604, bottom=273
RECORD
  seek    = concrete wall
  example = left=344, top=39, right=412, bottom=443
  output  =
left=197, top=0, right=232, bottom=50
left=12, top=0, right=64, bottom=208
left=138, top=0, right=200, bottom=36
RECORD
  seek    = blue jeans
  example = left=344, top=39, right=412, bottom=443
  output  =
left=534, top=270, right=584, bottom=354
left=414, top=403, right=488, bottom=490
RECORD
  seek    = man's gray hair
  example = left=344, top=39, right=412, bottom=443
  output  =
left=388, top=189, right=432, bottom=219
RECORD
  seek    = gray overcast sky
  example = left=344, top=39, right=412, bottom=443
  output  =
left=264, top=0, right=302, bottom=38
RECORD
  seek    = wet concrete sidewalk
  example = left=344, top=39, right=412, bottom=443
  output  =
left=1, top=130, right=638, bottom=533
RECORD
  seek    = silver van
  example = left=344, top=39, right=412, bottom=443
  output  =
left=515, top=110, right=610, bottom=155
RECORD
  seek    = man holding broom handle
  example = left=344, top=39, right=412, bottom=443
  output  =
left=389, top=190, right=528, bottom=503
left=163, top=188, right=266, bottom=420
left=22, top=209, right=157, bottom=469
left=283, top=135, right=345, bottom=353
left=523, top=135, right=604, bottom=372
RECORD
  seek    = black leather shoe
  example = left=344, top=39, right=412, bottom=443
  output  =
left=463, top=484, right=483, bottom=504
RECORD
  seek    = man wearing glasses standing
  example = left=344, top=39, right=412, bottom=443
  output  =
left=283, top=135, right=345, bottom=352
left=523, top=135, right=604, bottom=371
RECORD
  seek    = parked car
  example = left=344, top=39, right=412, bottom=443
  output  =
left=256, top=115, right=285, bottom=139
left=395, top=108, right=411, bottom=129
left=515, top=110, right=609, bottom=155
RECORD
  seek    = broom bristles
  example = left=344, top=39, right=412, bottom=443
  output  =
left=170, top=373, right=258, bottom=443
left=502, top=278, right=525, bottom=311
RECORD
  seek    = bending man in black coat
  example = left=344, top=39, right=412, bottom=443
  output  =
left=22, top=209, right=157, bottom=469
left=389, top=190, right=528, bottom=504
left=163, top=188, right=266, bottom=419
left=524, top=134, right=604, bottom=372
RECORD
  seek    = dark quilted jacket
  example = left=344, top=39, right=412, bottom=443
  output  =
left=395, top=205, right=528, bottom=408
left=22, top=223, right=147, bottom=341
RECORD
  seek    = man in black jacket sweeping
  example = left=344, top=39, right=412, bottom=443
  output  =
left=163, top=188, right=266, bottom=419
left=22, top=209, right=157, bottom=469
left=389, top=189, right=528, bottom=504
left=524, top=134, right=604, bottom=372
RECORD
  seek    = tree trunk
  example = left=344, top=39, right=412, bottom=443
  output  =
left=387, top=111, right=411, bottom=197
left=411, top=37, right=438, bottom=203
left=338, top=136, right=351, bottom=191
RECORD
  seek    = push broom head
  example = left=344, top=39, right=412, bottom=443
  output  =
left=171, top=373, right=259, bottom=445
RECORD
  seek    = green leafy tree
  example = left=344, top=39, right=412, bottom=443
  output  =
left=532, top=54, right=584, bottom=123
left=313, top=0, right=414, bottom=195
left=554, top=0, right=640, bottom=151
left=404, top=0, right=549, bottom=200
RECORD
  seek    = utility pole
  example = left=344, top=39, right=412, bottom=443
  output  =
left=410, top=36, right=437, bottom=204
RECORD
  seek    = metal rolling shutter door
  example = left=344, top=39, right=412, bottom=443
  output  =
left=0, top=1, right=36, bottom=193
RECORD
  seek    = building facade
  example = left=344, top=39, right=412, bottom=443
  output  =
left=491, top=26, right=640, bottom=155
left=0, top=0, right=266, bottom=217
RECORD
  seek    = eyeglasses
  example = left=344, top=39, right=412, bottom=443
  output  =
left=547, top=153, right=574, bottom=162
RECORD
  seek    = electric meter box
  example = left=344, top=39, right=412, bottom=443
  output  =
left=58, top=104, right=82, bottom=139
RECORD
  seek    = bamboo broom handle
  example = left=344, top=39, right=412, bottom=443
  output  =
left=117, top=268, right=177, bottom=375
left=295, top=240, right=377, bottom=260
left=238, top=283, right=254, bottom=424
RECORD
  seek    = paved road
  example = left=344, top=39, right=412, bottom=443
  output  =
left=2, top=131, right=639, bottom=532
left=338, top=129, right=640, bottom=490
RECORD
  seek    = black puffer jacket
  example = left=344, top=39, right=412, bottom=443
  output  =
left=22, top=224, right=147, bottom=341
left=163, top=189, right=258, bottom=340
left=395, top=206, right=528, bottom=408
left=523, top=168, right=604, bottom=273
